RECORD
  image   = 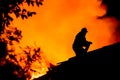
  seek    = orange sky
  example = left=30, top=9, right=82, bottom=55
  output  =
left=11, top=0, right=119, bottom=64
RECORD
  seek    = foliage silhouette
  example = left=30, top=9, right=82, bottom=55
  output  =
left=0, top=0, right=45, bottom=80
left=0, top=0, right=43, bottom=57
left=0, top=0, right=43, bottom=34
left=0, top=58, right=26, bottom=80
left=5, top=45, right=45, bottom=80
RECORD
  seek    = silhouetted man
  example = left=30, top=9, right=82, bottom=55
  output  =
left=72, top=27, right=92, bottom=57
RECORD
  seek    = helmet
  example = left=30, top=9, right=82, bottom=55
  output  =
left=81, top=27, right=88, bottom=32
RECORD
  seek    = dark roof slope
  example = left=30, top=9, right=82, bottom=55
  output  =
left=34, top=42, right=120, bottom=80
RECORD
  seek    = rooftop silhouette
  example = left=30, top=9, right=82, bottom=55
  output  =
left=34, top=28, right=120, bottom=80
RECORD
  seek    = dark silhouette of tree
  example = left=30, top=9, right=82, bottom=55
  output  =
left=0, top=0, right=43, bottom=57
left=0, top=0, right=43, bottom=34
left=0, top=0, right=45, bottom=80
left=5, top=45, right=45, bottom=80
left=0, top=58, right=26, bottom=80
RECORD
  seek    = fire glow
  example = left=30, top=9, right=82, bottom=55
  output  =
left=8, top=0, right=119, bottom=79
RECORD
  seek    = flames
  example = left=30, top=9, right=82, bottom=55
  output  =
left=1, top=0, right=120, bottom=80
left=12, top=0, right=119, bottom=64
left=7, top=45, right=49, bottom=79
left=0, top=26, right=51, bottom=80
left=6, top=41, right=51, bottom=80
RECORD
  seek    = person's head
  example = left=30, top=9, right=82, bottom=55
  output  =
left=81, top=27, right=88, bottom=33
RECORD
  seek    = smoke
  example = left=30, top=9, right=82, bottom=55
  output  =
left=99, top=0, right=120, bottom=42
left=10, top=0, right=120, bottom=65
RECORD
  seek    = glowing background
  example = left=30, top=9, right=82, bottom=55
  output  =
left=11, top=0, right=118, bottom=64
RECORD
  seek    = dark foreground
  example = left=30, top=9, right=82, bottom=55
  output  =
left=34, top=42, right=120, bottom=80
